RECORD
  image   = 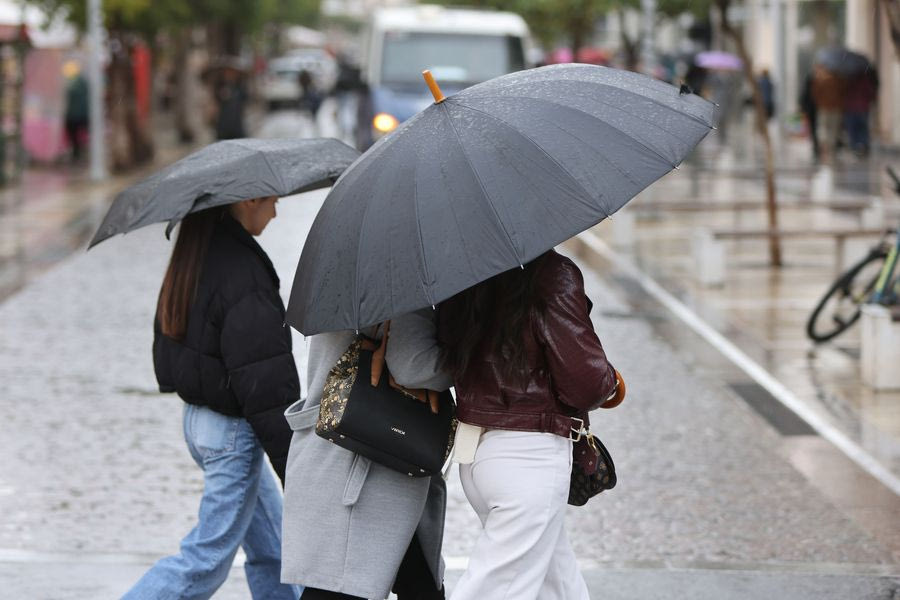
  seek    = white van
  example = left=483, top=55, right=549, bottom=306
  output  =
left=357, top=5, right=530, bottom=147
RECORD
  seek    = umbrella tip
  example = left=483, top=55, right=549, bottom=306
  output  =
left=422, top=70, right=446, bottom=104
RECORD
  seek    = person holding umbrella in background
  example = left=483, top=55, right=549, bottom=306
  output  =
left=844, top=65, right=878, bottom=157
left=89, top=138, right=359, bottom=600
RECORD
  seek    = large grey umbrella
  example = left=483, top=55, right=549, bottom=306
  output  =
left=287, top=64, right=715, bottom=335
left=89, top=138, right=360, bottom=248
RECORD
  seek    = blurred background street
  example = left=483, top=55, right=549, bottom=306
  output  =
left=0, top=0, right=899, bottom=598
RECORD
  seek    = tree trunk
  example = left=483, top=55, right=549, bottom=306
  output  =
left=107, top=32, right=131, bottom=171
left=882, top=0, right=900, bottom=61
left=717, top=0, right=782, bottom=267
left=812, top=0, right=831, bottom=45
left=569, top=0, right=591, bottom=60
left=619, top=9, right=640, bottom=71
left=107, top=32, right=154, bottom=171
left=173, top=28, right=196, bottom=144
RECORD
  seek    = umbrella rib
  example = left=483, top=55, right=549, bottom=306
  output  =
left=352, top=176, right=380, bottom=330
left=463, top=93, right=687, bottom=170
left=411, top=156, right=434, bottom=306
left=439, top=103, right=524, bottom=265
left=450, top=101, right=610, bottom=215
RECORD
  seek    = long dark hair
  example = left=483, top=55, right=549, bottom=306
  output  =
left=440, top=252, right=549, bottom=382
left=157, top=207, right=223, bottom=340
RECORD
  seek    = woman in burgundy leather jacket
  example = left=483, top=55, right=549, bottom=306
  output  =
left=438, top=249, right=623, bottom=600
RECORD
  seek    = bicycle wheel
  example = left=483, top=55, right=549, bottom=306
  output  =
left=806, top=249, right=888, bottom=342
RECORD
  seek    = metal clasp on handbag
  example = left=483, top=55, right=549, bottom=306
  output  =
left=569, top=417, right=586, bottom=441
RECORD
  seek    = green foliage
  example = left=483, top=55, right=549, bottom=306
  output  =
left=24, top=0, right=320, bottom=35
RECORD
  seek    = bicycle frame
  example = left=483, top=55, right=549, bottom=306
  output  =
left=871, top=166, right=900, bottom=305
left=870, top=227, right=899, bottom=304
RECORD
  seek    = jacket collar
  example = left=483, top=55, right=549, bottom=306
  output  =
left=219, top=213, right=280, bottom=287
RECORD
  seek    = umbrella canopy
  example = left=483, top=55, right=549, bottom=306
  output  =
left=89, top=138, right=360, bottom=248
left=694, top=50, right=742, bottom=71
left=814, top=47, right=871, bottom=76
left=287, top=64, right=715, bottom=335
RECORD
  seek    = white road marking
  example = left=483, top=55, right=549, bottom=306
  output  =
left=577, top=230, right=900, bottom=497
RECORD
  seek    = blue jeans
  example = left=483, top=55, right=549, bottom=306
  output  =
left=123, top=404, right=301, bottom=600
left=844, top=111, right=870, bottom=152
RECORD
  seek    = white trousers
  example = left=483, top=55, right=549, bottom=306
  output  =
left=451, top=430, right=590, bottom=600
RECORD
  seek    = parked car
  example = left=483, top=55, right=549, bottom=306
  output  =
left=356, top=5, right=530, bottom=148
left=262, top=49, right=338, bottom=110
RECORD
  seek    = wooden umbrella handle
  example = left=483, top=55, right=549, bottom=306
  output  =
left=422, top=70, right=446, bottom=104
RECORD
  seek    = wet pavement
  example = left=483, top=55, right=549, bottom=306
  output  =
left=0, top=103, right=342, bottom=304
left=2, top=151, right=900, bottom=598
left=589, top=116, right=900, bottom=492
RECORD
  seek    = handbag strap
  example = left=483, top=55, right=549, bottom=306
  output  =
left=370, top=321, right=391, bottom=386
left=368, top=321, right=440, bottom=410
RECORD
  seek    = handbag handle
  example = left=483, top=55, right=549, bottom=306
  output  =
left=369, top=320, right=440, bottom=413
left=370, top=321, right=390, bottom=386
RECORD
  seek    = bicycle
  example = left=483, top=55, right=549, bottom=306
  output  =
left=806, top=166, right=900, bottom=343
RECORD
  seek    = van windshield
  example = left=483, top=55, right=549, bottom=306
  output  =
left=381, top=31, right=524, bottom=86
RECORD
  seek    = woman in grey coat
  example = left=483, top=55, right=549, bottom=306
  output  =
left=282, top=309, right=452, bottom=600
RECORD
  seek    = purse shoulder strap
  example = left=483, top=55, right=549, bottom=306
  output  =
left=370, top=320, right=391, bottom=386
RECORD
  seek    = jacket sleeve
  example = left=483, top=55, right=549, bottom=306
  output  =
left=220, top=290, right=300, bottom=484
left=537, top=260, right=618, bottom=413
left=385, top=309, right=453, bottom=391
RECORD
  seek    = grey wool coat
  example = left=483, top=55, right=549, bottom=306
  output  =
left=281, top=309, right=453, bottom=599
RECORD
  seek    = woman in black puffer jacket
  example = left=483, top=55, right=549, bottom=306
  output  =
left=123, top=198, right=300, bottom=600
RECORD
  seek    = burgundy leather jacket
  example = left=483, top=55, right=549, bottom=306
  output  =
left=440, top=251, right=618, bottom=438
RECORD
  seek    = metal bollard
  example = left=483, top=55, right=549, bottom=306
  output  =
left=811, top=165, right=834, bottom=202
left=692, top=227, right=726, bottom=287
left=610, top=209, right=636, bottom=249
left=860, top=304, right=900, bottom=390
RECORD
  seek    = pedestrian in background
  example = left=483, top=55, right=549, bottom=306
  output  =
left=331, top=55, right=362, bottom=143
left=437, top=249, right=625, bottom=600
left=757, top=69, right=775, bottom=120
left=810, top=64, right=844, bottom=162
left=123, top=198, right=300, bottom=600
left=298, top=69, right=323, bottom=121
left=215, top=67, right=248, bottom=140
left=64, top=68, right=89, bottom=162
left=799, top=72, right=820, bottom=161
left=281, top=310, right=452, bottom=600
left=844, top=69, right=878, bottom=157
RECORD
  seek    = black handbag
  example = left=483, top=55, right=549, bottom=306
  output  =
left=316, top=322, right=456, bottom=477
left=568, top=427, right=617, bottom=506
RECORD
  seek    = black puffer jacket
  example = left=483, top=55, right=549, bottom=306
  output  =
left=153, top=213, right=299, bottom=483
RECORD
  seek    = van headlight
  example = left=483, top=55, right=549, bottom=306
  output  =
left=373, top=113, right=399, bottom=133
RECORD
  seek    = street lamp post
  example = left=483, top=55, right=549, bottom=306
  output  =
left=87, top=0, right=107, bottom=181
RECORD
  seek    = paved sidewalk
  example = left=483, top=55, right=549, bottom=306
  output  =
left=1, top=191, right=898, bottom=598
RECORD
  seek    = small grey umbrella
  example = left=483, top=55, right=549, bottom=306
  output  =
left=89, top=138, right=360, bottom=248
left=814, top=47, right=871, bottom=76
left=287, top=64, right=715, bottom=335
